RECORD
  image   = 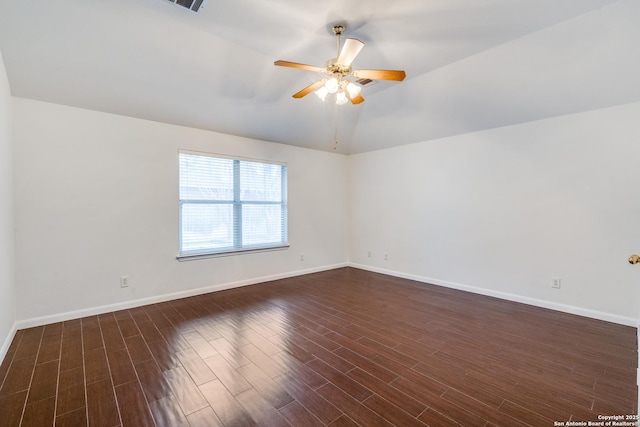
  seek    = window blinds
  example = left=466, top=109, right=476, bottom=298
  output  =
left=179, top=151, right=288, bottom=257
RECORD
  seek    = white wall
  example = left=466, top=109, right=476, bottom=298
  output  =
left=0, top=51, right=16, bottom=357
left=10, top=96, right=640, bottom=327
left=349, top=102, right=640, bottom=325
left=12, top=98, right=349, bottom=324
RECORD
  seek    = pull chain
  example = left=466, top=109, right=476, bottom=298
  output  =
left=333, top=103, right=339, bottom=150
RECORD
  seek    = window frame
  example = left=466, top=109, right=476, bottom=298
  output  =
left=177, top=150, right=289, bottom=261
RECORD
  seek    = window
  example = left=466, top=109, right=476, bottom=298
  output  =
left=178, top=151, right=288, bottom=259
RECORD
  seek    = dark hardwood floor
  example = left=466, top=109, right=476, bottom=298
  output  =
left=0, top=267, right=637, bottom=426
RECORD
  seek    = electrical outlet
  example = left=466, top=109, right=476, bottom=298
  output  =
left=120, top=276, right=129, bottom=288
left=552, top=277, right=561, bottom=289
left=367, top=251, right=372, bottom=258
left=384, top=253, right=389, bottom=261
left=300, top=253, right=304, bottom=261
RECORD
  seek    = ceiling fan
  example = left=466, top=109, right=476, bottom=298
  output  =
left=274, top=24, right=406, bottom=105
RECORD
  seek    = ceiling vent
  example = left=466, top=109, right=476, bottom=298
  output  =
left=356, top=78, right=377, bottom=87
left=167, top=0, right=207, bottom=14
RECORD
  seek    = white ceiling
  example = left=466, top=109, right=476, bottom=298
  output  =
left=1, top=0, right=638, bottom=154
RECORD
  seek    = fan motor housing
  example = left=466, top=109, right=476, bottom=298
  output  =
left=324, top=59, right=352, bottom=77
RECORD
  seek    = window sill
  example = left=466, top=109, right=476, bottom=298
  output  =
left=176, top=244, right=290, bottom=262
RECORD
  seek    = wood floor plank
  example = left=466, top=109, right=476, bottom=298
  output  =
left=298, top=339, right=355, bottom=374
left=146, top=309, right=174, bottom=331
left=59, top=331, right=83, bottom=373
left=84, top=347, right=110, bottom=385
left=278, top=400, right=325, bottom=427
left=176, top=347, right=217, bottom=386
left=149, top=395, right=190, bottom=427
left=36, top=331, right=62, bottom=365
left=158, top=327, right=192, bottom=353
left=147, top=338, right=182, bottom=372
left=328, top=415, right=361, bottom=427
left=129, top=307, right=152, bottom=326
left=58, top=366, right=84, bottom=391
left=334, top=346, right=398, bottom=384
left=26, top=359, right=59, bottom=403
left=306, top=358, right=372, bottom=402
left=12, top=327, right=43, bottom=360
left=186, top=406, right=224, bottom=427
left=86, top=377, right=121, bottom=427
left=204, top=353, right=252, bottom=396
left=56, top=379, right=86, bottom=416
left=183, top=331, right=220, bottom=359
left=442, top=388, right=502, bottom=420
left=293, top=326, right=342, bottom=352
left=81, top=316, right=100, bottom=330
left=163, top=366, right=209, bottom=415
left=498, top=399, right=555, bottom=426
left=98, top=312, right=118, bottom=330
left=268, top=335, right=315, bottom=364
left=209, top=337, right=252, bottom=369
left=236, top=388, right=290, bottom=427
left=0, top=267, right=635, bottom=426
left=43, top=322, right=63, bottom=337
left=363, top=393, right=429, bottom=426
left=240, top=328, right=282, bottom=356
left=82, top=326, right=104, bottom=351
left=117, top=316, right=140, bottom=338
left=0, top=390, right=27, bottom=427
left=124, top=335, right=154, bottom=365
left=423, top=396, right=489, bottom=427
left=0, top=351, right=14, bottom=389
left=347, top=367, right=425, bottom=416
left=108, top=348, right=137, bottom=386
left=357, top=336, right=420, bottom=368
left=236, top=362, right=294, bottom=409
left=114, top=380, right=156, bottom=427
left=102, top=325, right=126, bottom=354
left=238, top=343, right=288, bottom=379
left=193, top=322, right=223, bottom=342
left=199, top=379, right=256, bottom=427
left=271, top=352, right=327, bottom=389
left=62, top=319, right=82, bottom=333
left=21, top=395, right=56, bottom=427
left=55, top=406, right=88, bottom=427
left=0, top=355, right=36, bottom=397
left=137, top=321, right=165, bottom=344
left=316, top=382, right=393, bottom=427
left=276, top=374, right=342, bottom=425
left=418, top=407, right=466, bottom=427
left=134, top=358, right=172, bottom=403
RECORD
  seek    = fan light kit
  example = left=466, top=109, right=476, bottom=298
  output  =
left=275, top=24, right=406, bottom=105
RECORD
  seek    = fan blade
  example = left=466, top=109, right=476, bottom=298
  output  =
left=350, top=93, right=365, bottom=105
left=292, top=80, right=326, bottom=98
left=352, top=69, right=406, bottom=81
left=274, top=60, right=324, bottom=73
left=337, top=38, right=364, bottom=67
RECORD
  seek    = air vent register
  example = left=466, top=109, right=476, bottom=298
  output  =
left=167, top=0, right=206, bottom=14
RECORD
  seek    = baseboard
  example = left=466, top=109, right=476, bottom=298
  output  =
left=0, top=321, right=18, bottom=365
left=12, top=261, right=638, bottom=331
left=349, top=263, right=638, bottom=327
left=15, top=262, right=349, bottom=330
